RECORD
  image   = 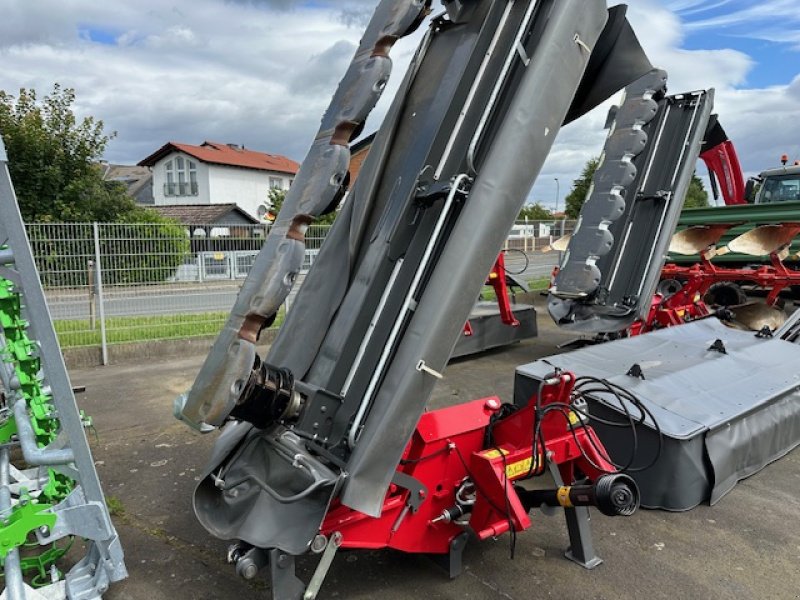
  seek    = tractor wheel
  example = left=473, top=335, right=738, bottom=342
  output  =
left=703, top=281, right=747, bottom=307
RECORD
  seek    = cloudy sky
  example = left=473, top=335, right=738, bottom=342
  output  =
left=1, top=0, right=799, bottom=210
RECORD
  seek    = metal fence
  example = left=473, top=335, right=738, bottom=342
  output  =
left=26, top=220, right=574, bottom=363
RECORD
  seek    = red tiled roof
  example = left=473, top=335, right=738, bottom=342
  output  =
left=139, top=141, right=299, bottom=175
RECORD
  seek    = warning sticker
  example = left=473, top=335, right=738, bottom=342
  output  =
left=479, top=448, right=509, bottom=460
left=505, top=455, right=543, bottom=479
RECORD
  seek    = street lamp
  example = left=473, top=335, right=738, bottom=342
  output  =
left=554, top=177, right=560, bottom=214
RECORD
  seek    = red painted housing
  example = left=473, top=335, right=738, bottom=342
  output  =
left=321, top=373, right=615, bottom=555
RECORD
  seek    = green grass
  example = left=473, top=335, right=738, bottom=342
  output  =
left=106, top=496, right=126, bottom=518
left=480, top=277, right=550, bottom=301
left=54, top=279, right=552, bottom=349
left=528, top=277, right=551, bottom=291
left=54, top=310, right=286, bottom=348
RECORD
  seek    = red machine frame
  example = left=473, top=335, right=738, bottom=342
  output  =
left=464, top=251, right=521, bottom=337
left=320, top=372, right=628, bottom=570
left=632, top=228, right=800, bottom=335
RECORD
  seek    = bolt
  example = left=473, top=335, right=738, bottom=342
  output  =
left=311, top=534, right=328, bottom=554
left=242, top=563, right=258, bottom=579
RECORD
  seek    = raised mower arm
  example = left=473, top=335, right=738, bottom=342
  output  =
left=176, top=1, right=657, bottom=597
left=548, top=72, right=717, bottom=333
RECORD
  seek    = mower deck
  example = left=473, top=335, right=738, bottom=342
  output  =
left=453, top=302, right=537, bottom=358
left=517, top=318, right=800, bottom=510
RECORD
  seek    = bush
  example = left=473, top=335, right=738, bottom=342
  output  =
left=29, top=214, right=190, bottom=287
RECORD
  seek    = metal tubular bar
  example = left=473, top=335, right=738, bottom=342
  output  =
left=1, top=448, right=26, bottom=600
left=93, top=222, right=109, bottom=366
left=434, top=0, right=517, bottom=181
left=13, top=398, right=75, bottom=466
left=340, top=258, right=405, bottom=396
left=467, top=0, right=541, bottom=174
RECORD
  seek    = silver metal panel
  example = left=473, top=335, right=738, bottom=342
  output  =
left=518, top=318, right=800, bottom=509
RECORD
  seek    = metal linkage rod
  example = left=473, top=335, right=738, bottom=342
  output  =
left=13, top=399, right=75, bottom=466
left=1, top=447, right=26, bottom=600
left=347, top=173, right=471, bottom=447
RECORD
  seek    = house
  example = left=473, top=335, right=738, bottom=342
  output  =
left=138, top=141, right=300, bottom=220
left=348, top=132, right=375, bottom=185
left=148, top=203, right=259, bottom=232
left=101, top=164, right=154, bottom=205
left=149, top=203, right=265, bottom=281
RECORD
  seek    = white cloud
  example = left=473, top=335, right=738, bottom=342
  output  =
left=0, top=0, right=797, bottom=212
left=682, top=0, right=800, bottom=31
left=531, top=0, right=798, bottom=209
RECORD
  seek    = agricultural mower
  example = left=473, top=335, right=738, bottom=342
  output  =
left=171, top=1, right=674, bottom=598
left=2, top=0, right=793, bottom=598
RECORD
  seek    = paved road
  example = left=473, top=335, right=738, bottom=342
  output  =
left=45, top=252, right=560, bottom=320
left=72, top=299, right=800, bottom=600
left=46, top=283, right=242, bottom=320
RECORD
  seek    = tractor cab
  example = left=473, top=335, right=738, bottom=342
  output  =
left=753, top=165, right=800, bottom=204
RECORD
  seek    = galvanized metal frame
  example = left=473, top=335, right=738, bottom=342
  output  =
left=0, top=136, right=126, bottom=599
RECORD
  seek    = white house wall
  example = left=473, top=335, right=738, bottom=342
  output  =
left=207, top=164, right=290, bottom=219
left=149, top=150, right=292, bottom=219
left=151, top=152, right=211, bottom=205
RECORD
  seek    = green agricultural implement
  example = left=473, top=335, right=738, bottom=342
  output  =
left=0, top=135, right=126, bottom=599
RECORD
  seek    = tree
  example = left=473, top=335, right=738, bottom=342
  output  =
left=266, top=188, right=285, bottom=221
left=0, top=84, right=148, bottom=223
left=518, top=202, right=552, bottom=220
left=266, top=188, right=337, bottom=225
left=563, top=157, right=710, bottom=217
left=1, top=85, right=189, bottom=283
left=564, top=156, right=599, bottom=219
left=683, top=174, right=709, bottom=208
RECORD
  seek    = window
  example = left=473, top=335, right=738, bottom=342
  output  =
left=269, top=177, right=283, bottom=189
left=757, top=174, right=800, bottom=204
left=164, top=156, right=199, bottom=196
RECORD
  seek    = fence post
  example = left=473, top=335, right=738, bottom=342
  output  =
left=92, top=223, right=109, bottom=366
left=524, top=217, right=529, bottom=253
left=87, top=260, right=96, bottom=330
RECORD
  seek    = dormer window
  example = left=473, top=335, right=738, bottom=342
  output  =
left=164, top=156, right=199, bottom=196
